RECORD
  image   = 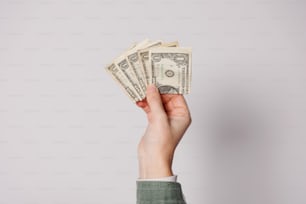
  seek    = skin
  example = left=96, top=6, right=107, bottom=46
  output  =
left=136, top=85, right=192, bottom=179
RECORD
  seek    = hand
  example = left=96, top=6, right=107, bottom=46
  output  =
left=136, top=85, right=191, bottom=179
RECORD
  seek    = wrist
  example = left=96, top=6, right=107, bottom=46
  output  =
left=139, top=165, right=173, bottom=179
left=138, top=155, right=173, bottom=179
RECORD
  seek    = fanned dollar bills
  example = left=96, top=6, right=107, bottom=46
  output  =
left=105, top=39, right=192, bottom=102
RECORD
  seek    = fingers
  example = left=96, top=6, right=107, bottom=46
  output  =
left=146, top=85, right=165, bottom=115
left=172, top=95, right=189, bottom=110
left=162, top=94, right=188, bottom=111
left=136, top=100, right=146, bottom=108
left=136, top=100, right=150, bottom=114
left=136, top=85, right=167, bottom=121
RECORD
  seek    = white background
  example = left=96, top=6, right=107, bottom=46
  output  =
left=0, top=0, right=306, bottom=203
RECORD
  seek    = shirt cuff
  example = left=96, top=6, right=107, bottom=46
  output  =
left=137, top=175, right=177, bottom=182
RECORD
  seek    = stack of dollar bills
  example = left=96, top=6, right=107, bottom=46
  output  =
left=105, top=39, right=192, bottom=102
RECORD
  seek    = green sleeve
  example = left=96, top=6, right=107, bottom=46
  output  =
left=136, top=181, right=186, bottom=204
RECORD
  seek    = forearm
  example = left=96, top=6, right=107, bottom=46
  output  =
left=135, top=85, right=189, bottom=204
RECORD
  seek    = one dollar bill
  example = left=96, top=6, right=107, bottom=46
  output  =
left=105, top=63, right=141, bottom=102
left=149, top=47, right=192, bottom=94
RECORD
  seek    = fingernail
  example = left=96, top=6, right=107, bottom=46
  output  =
left=147, top=85, right=156, bottom=93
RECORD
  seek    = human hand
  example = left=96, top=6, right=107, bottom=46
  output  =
left=136, top=85, right=191, bottom=179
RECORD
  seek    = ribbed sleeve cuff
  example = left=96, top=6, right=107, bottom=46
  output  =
left=137, top=175, right=177, bottom=182
left=136, top=181, right=186, bottom=204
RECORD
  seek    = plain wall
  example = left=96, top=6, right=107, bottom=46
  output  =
left=0, top=0, right=305, bottom=203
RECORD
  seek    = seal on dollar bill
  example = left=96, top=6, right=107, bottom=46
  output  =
left=165, top=70, right=175, bottom=77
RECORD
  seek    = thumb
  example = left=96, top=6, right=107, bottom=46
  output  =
left=146, top=85, right=165, bottom=115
